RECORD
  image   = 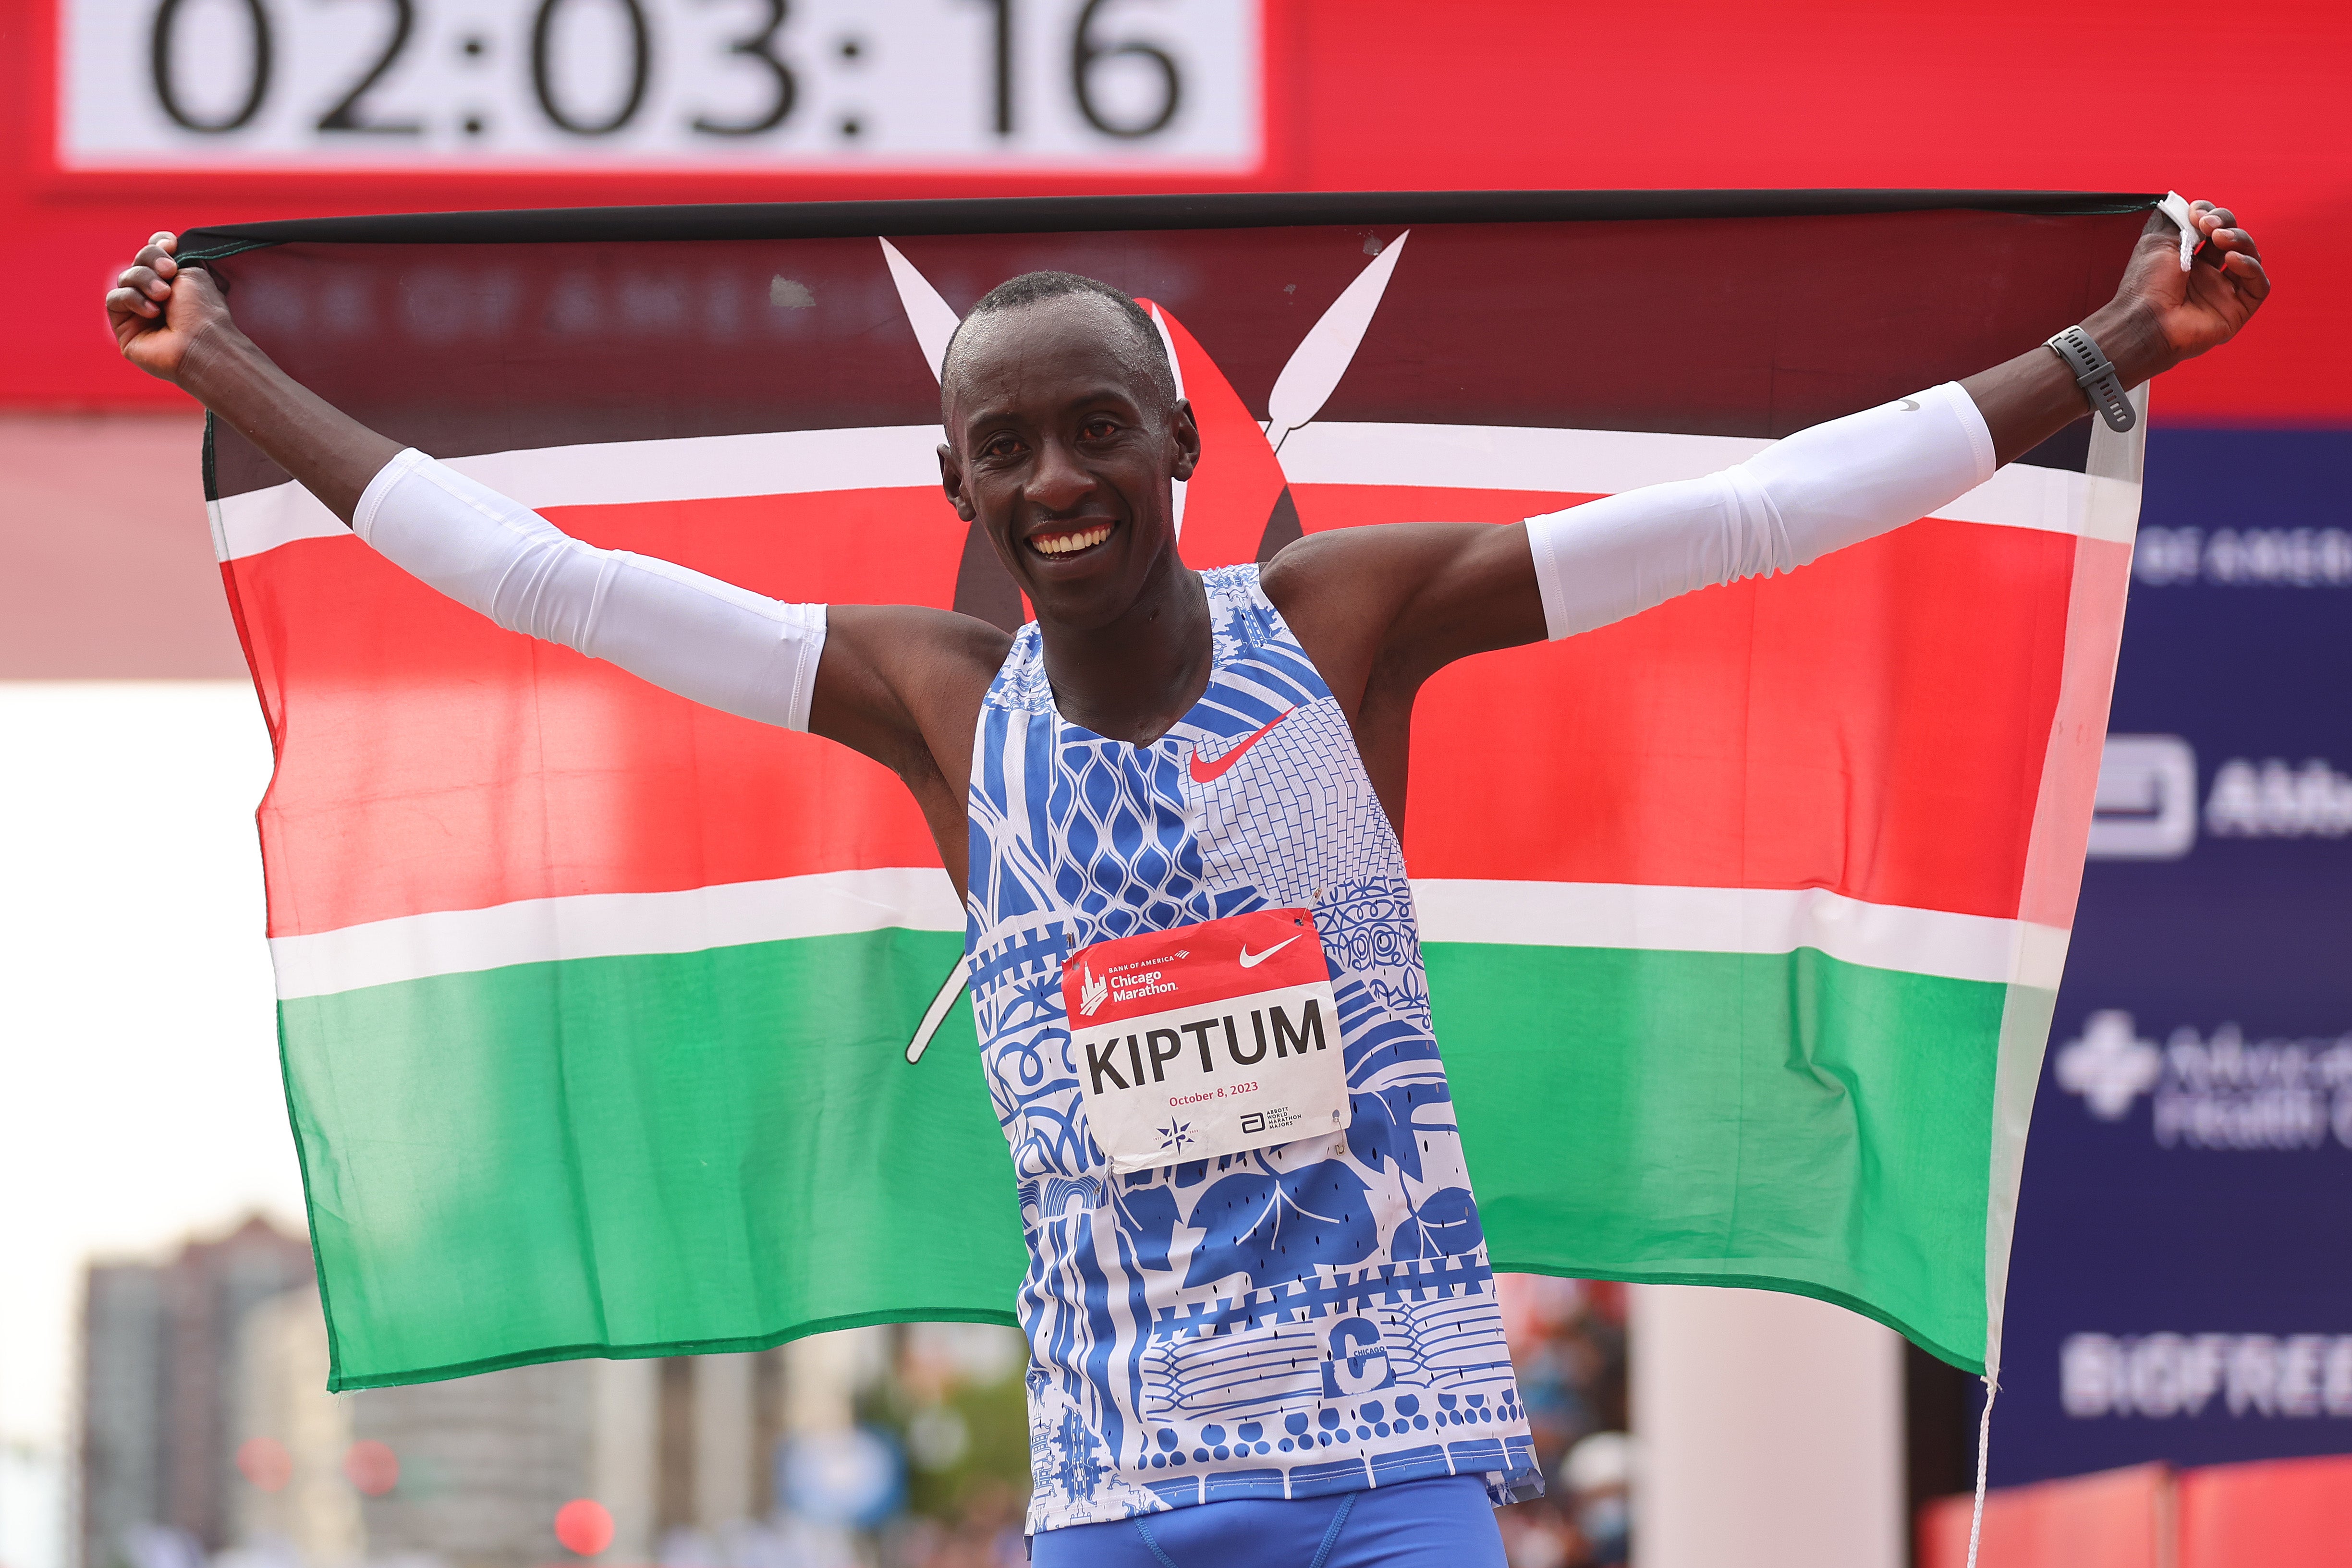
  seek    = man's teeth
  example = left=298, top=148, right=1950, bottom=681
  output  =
left=1034, top=526, right=1110, bottom=556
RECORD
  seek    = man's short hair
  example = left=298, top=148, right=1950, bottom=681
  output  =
left=942, top=271, right=1179, bottom=408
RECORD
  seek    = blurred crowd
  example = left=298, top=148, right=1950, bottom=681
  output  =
left=1490, top=1276, right=1631, bottom=1568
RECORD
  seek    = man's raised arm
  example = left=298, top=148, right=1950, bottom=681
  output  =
left=1283, top=199, right=2269, bottom=695
left=105, top=234, right=999, bottom=787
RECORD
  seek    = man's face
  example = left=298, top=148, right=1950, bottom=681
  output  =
left=938, top=295, right=1200, bottom=631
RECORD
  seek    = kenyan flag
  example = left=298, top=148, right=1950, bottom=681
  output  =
left=186, top=192, right=2156, bottom=1389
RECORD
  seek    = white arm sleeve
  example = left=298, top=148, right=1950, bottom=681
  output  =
left=1524, top=380, right=1997, bottom=640
left=352, top=448, right=827, bottom=730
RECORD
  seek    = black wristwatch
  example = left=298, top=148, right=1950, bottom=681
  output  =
left=2045, top=325, right=2136, bottom=432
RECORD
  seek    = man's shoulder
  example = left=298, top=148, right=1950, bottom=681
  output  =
left=1258, top=522, right=1454, bottom=618
left=1255, top=525, right=1355, bottom=603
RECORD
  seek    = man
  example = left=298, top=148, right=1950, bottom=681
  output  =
left=108, top=202, right=2264, bottom=1564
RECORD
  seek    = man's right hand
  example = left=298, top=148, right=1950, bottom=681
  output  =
left=107, top=232, right=238, bottom=385
left=105, top=228, right=402, bottom=521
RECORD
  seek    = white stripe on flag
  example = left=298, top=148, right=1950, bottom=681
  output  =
left=211, top=422, right=2131, bottom=562
left=211, top=425, right=947, bottom=561
left=268, top=871, right=2065, bottom=1001
left=1278, top=422, right=1774, bottom=494
left=1414, top=880, right=2069, bottom=992
left=268, top=866, right=965, bottom=1001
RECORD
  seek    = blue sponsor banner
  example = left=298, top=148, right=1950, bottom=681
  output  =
left=1990, top=427, right=2352, bottom=1483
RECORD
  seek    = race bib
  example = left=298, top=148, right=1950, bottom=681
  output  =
left=1061, top=908, right=1348, bottom=1172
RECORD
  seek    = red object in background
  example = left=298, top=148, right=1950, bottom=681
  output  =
left=1921, top=1454, right=2352, bottom=1568
left=234, top=1436, right=293, bottom=1493
left=341, top=1438, right=401, bottom=1496
left=1916, top=1462, right=2169, bottom=1568
left=554, top=1498, right=617, bottom=1556
left=2178, top=1454, right=2352, bottom=1568
left=6, top=0, right=2344, bottom=422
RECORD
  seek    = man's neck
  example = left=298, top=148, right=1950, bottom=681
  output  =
left=1036, top=553, right=1214, bottom=746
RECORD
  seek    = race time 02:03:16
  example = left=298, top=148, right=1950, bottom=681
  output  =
left=60, top=0, right=1259, bottom=169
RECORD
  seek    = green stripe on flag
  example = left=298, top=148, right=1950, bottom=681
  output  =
left=287, top=932, right=2019, bottom=1386
left=1430, top=943, right=2013, bottom=1374
left=281, top=928, right=1024, bottom=1391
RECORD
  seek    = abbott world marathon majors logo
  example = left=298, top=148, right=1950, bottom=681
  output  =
left=2055, top=1011, right=2352, bottom=1151
left=2088, top=734, right=2352, bottom=859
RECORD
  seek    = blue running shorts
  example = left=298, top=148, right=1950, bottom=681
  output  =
left=1028, top=1476, right=1506, bottom=1568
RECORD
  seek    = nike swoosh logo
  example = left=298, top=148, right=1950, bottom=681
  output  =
left=1898, top=397, right=1921, bottom=412
left=1189, top=708, right=1294, bottom=785
left=1238, top=934, right=1302, bottom=969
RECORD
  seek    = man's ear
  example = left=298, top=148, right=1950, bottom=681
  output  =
left=1169, top=398, right=1201, bottom=484
left=938, top=442, right=975, bottom=521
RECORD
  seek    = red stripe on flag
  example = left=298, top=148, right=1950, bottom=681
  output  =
left=1404, top=515, right=2072, bottom=921
left=2018, top=535, right=2133, bottom=933
left=241, top=489, right=960, bottom=937
left=1300, top=484, right=2073, bottom=918
left=238, top=486, right=2071, bottom=937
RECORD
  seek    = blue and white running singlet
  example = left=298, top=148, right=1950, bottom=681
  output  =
left=962, top=565, right=1541, bottom=1534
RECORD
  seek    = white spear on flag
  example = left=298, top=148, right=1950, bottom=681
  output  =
left=1264, top=231, right=1409, bottom=453
left=879, top=238, right=962, bottom=383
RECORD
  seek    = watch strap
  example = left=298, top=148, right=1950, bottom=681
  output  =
left=2046, top=325, right=2136, bottom=433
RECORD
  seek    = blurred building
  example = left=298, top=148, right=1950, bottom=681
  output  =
left=76, top=1216, right=895, bottom=1568
left=232, top=1287, right=358, bottom=1568
left=341, top=1349, right=792, bottom=1568
left=81, top=1216, right=315, bottom=1568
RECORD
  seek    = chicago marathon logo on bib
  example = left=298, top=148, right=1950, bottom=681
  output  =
left=1062, top=908, right=1347, bottom=1172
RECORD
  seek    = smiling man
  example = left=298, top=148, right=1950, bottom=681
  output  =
left=108, top=207, right=2265, bottom=1566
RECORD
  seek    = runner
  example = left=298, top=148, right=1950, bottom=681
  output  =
left=106, top=202, right=2264, bottom=1565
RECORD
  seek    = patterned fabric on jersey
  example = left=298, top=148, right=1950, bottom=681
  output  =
left=963, top=565, right=1541, bottom=1534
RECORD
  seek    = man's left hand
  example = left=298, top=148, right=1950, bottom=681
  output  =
left=2114, top=200, right=2271, bottom=374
